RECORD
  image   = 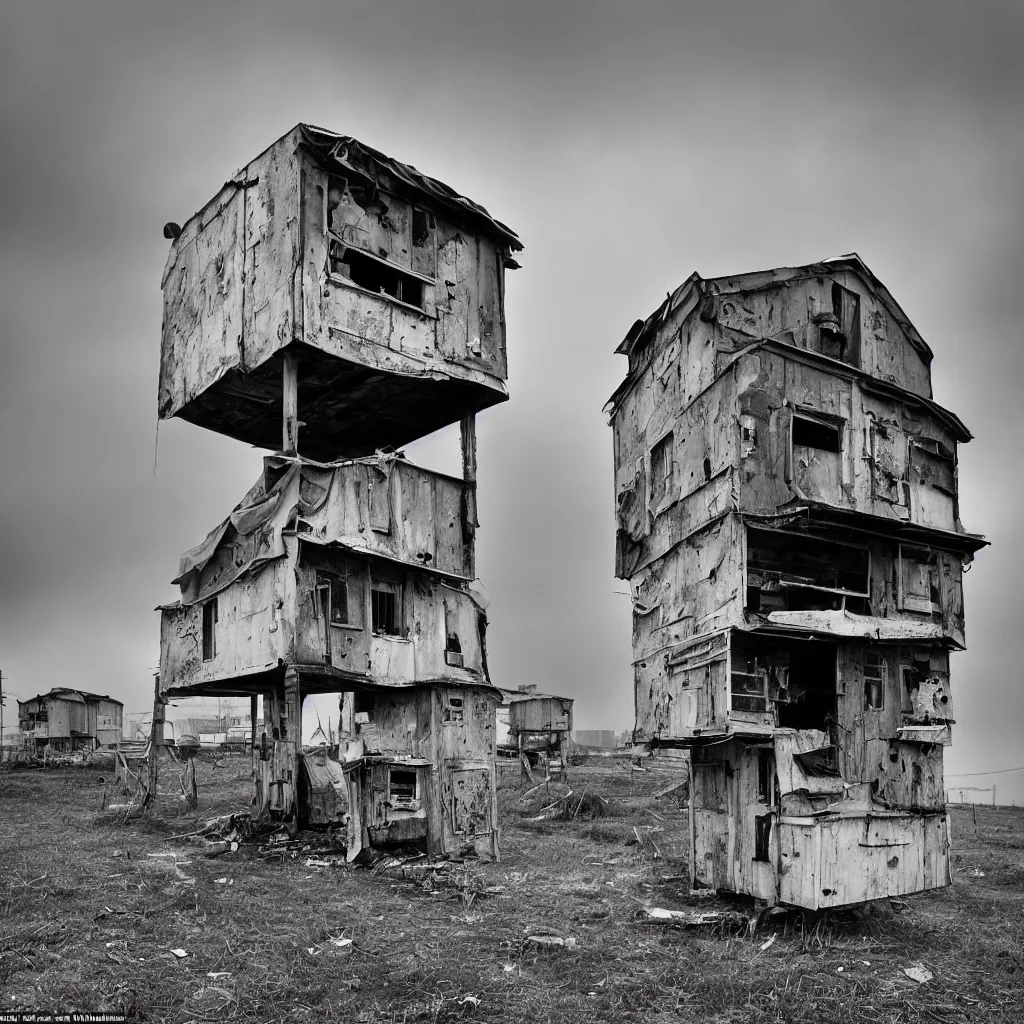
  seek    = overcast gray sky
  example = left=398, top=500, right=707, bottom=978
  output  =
left=1, top=1, right=1022, bottom=795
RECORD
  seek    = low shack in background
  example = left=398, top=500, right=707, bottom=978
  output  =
left=17, top=688, right=123, bottom=753
left=499, top=686, right=573, bottom=776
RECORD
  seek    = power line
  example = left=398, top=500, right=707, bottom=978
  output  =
left=947, top=766, right=1024, bottom=778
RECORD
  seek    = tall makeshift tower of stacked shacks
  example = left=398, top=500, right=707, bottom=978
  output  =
left=608, top=255, right=985, bottom=910
left=156, top=124, right=521, bottom=860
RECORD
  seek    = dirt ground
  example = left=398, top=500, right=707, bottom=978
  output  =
left=1, top=755, right=1022, bottom=1023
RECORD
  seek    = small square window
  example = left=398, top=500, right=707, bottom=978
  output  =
left=793, top=414, right=841, bottom=453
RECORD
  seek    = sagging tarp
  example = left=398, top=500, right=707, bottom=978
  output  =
left=172, top=453, right=400, bottom=606
left=171, top=452, right=475, bottom=606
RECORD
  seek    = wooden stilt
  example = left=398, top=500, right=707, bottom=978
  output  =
left=283, top=350, right=299, bottom=455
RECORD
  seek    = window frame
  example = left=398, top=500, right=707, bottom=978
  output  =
left=371, top=581, right=403, bottom=637
left=864, top=652, right=886, bottom=711
left=201, top=598, right=218, bottom=662
left=649, top=431, right=674, bottom=508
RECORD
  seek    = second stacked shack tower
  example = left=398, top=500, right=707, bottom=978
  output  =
left=609, top=255, right=985, bottom=909
left=156, top=125, right=521, bottom=859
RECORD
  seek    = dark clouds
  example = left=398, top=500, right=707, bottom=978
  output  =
left=1, top=1, right=1022, bottom=793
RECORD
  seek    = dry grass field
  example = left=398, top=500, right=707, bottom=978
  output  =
left=1, top=755, right=1022, bottom=1023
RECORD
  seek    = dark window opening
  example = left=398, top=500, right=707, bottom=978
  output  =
left=746, top=528, right=869, bottom=614
left=329, top=241, right=425, bottom=309
left=353, top=691, right=373, bottom=714
left=731, top=647, right=770, bottom=714
left=317, top=573, right=349, bottom=626
left=444, top=632, right=464, bottom=668
left=793, top=415, right=841, bottom=453
left=757, top=749, right=775, bottom=804
left=412, top=208, right=433, bottom=247
left=754, top=813, right=773, bottom=862
left=733, top=635, right=837, bottom=730
left=864, top=653, right=885, bottom=710
left=703, top=456, right=712, bottom=481
left=650, top=433, right=673, bottom=506
left=445, top=696, right=464, bottom=724
left=901, top=658, right=932, bottom=714
left=202, top=598, right=218, bottom=661
left=389, top=769, right=417, bottom=801
left=831, top=282, right=861, bottom=365
left=371, top=587, right=400, bottom=636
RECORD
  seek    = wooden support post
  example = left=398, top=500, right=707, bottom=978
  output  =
left=145, top=675, right=165, bottom=810
left=460, top=413, right=478, bottom=577
left=283, top=349, right=299, bottom=455
left=283, top=666, right=301, bottom=827
left=460, top=413, right=478, bottom=518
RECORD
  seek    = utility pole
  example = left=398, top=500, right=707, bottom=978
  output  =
left=0, top=669, right=5, bottom=763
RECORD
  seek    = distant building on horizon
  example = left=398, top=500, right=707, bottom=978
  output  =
left=17, top=688, right=123, bottom=753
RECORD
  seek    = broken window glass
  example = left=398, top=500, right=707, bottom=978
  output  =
left=329, top=241, right=426, bottom=310
left=731, top=653, right=768, bottom=713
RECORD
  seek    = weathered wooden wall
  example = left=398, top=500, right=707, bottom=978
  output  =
left=160, top=544, right=295, bottom=692
left=297, top=460, right=474, bottom=579
left=507, top=697, right=573, bottom=734
left=342, top=683, right=499, bottom=858
left=294, top=546, right=485, bottom=685
left=159, top=126, right=512, bottom=437
left=300, top=153, right=508, bottom=382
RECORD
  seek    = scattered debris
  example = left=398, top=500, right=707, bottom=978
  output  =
left=633, top=825, right=663, bottom=859
left=969, top=867, right=985, bottom=878
left=525, top=934, right=577, bottom=950
left=641, top=907, right=747, bottom=929
left=170, top=948, right=188, bottom=959
left=903, top=965, right=934, bottom=984
left=759, top=934, right=777, bottom=952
